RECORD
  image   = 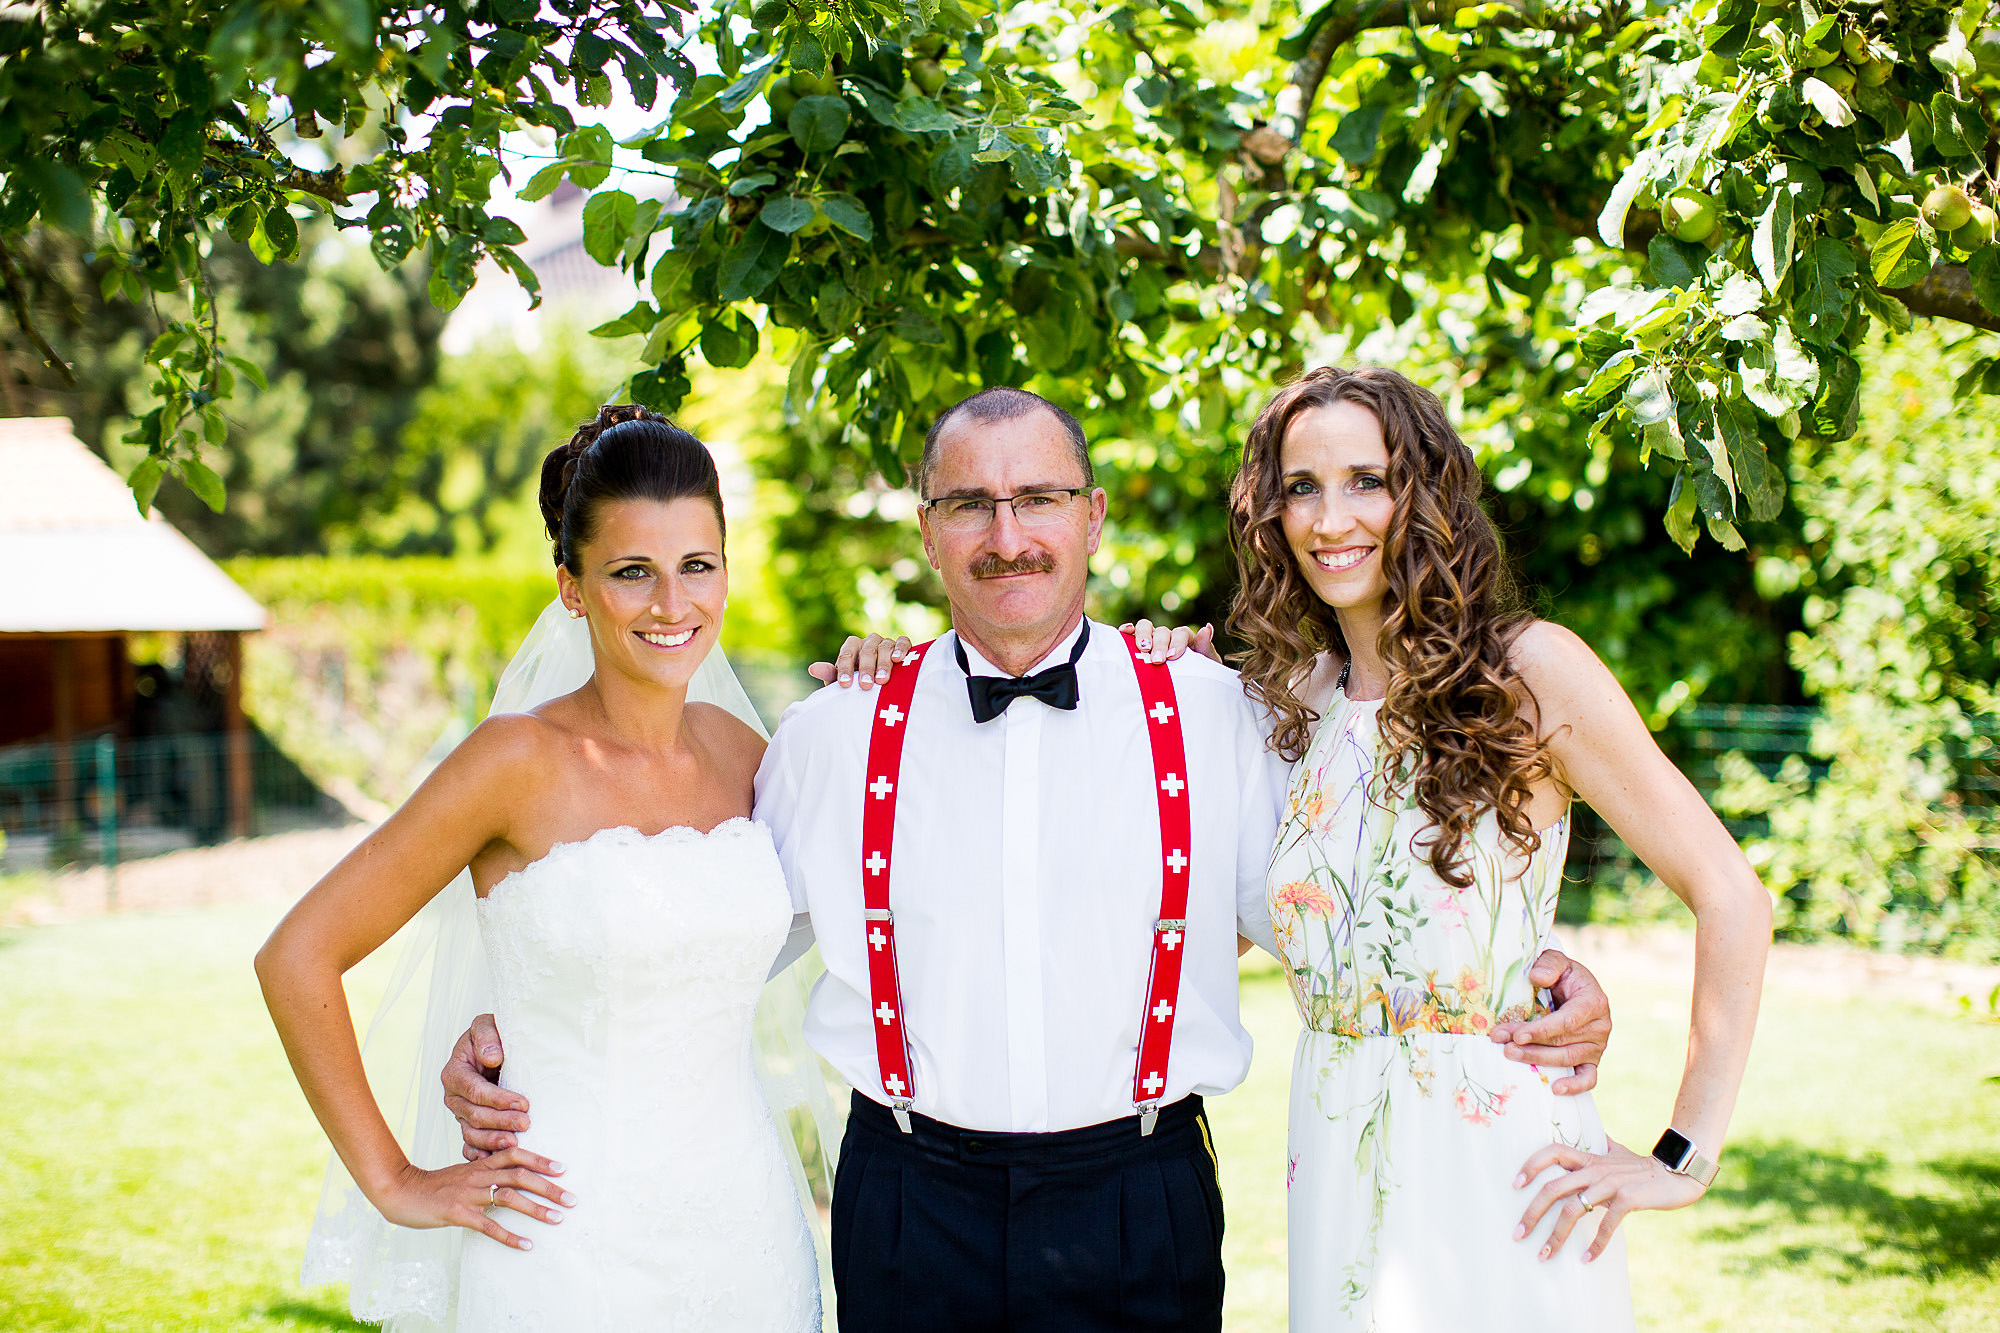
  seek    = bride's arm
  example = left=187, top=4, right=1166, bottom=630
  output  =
left=1506, top=621, right=1771, bottom=1262
left=255, top=715, right=573, bottom=1250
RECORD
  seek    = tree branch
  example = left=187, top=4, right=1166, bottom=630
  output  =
left=277, top=165, right=353, bottom=209
left=1886, top=264, right=2000, bottom=335
left=0, top=237, right=76, bottom=387
left=1274, top=1, right=1604, bottom=147
left=1586, top=205, right=2000, bottom=336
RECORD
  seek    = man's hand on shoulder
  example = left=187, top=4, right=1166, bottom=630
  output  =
left=1487, top=949, right=1610, bottom=1096
left=443, top=1013, right=535, bottom=1161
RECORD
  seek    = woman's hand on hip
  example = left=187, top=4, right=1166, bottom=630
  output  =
left=375, top=1146, right=576, bottom=1252
left=1512, top=1136, right=1705, bottom=1263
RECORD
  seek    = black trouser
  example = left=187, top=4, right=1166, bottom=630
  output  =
left=831, top=1091, right=1226, bottom=1333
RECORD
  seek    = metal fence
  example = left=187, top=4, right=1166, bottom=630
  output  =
left=1564, top=703, right=2000, bottom=907
left=0, top=730, right=339, bottom=870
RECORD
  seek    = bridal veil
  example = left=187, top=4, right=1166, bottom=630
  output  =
left=300, top=598, right=843, bottom=1330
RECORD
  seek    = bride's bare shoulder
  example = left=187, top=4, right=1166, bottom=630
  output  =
left=451, top=709, right=571, bottom=779
left=687, top=701, right=767, bottom=772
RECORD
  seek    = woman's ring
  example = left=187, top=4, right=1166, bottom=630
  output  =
left=488, top=1183, right=500, bottom=1206
left=1580, top=1196, right=1596, bottom=1213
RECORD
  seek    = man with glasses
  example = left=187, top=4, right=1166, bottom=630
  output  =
left=442, top=386, right=1610, bottom=1331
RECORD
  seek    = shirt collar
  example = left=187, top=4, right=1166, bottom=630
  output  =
left=952, top=615, right=1091, bottom=679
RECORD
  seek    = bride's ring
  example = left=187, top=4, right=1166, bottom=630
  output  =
left=1580, top=1196, right=1596, bottom=1214
left=488, top=1183, right=501, bottom=1207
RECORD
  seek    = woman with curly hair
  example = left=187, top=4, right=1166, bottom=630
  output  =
left=1232, top=366, right=1769, bottom=1329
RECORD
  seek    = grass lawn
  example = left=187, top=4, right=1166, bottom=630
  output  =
left=3, top=899, right=1996, bottom=1331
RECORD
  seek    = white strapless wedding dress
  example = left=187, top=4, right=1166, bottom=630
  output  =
left=458, top=818, right=820, bottom=1331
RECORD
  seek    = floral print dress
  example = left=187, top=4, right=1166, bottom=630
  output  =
left=1270, top=692, right=1634, bottom=1331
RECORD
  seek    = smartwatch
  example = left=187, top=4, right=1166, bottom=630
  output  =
left=1651, top=1128, right=1720, bottom=1188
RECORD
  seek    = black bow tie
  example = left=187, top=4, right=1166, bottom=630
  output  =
left=956, top=623, right=1090, bottom=724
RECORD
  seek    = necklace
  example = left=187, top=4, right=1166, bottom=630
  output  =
left=1335, top=656, right=1351, bottom=694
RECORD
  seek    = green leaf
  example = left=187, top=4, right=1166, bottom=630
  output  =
left=1625, top=366, right=1674, bottom=426
left=728, top=172, right=776, bottom=197
left=1968, top=246, right=2000, bottom=318
left=127, top=457, right=165, bottom=516
left=789, top=95, right=850, bottom=155
left=562, top=125, right=616, bottom=188
left=1598, top=151, right=1656, bottom=247
left=895, top=308, right=946, bottom=345
left=1664, top=468, right=1700, bottom=552
left=717, top=224, right=788, bottom=301
left=1800, top=77, right=1854, bottom=128
left=1807, top=347, right=1862, bottom=440
left=1275, top=0, right=1340, bottom=60
left=581, top=190, right=638, bottom=265
left=1716, top=395, right=1783, bottom=521
left=427, top=269, right=467, bottom=312
left=160, top=108, right=207, bottom=176
left=16, top=159, right=92, bottom=234
left=178, top=457, right=226, bottom=513
left=890, top=98, right=958, bottom=134
left=630, top=355, right=692, bottom=413
left=1647, top=234, right=1703, bottom=289
left=518, top=161, right=571, bottom=202
left=1570, top=348, right=1639, bottom=409
left=758, top=195, right=816, bottom=234
left=700, top=312, right=758, bottom=369
left=226, top=203, right=260, bottom=244
left=1330, top=105, right=1387, bottom=169
left=482, top=217, right=527, bottom=246
left=1869, top=217, right=1934, bottom=289
left=819, top=194, right=873, bottom=242
left=262, top=205, right=300, bottom=262
left=224, top=354, right=268, bottom=392
left=1753, top=187, right=1794, bottom=293
left=491, top=247, right=542, bottom=308
left=1929, top=93, right=1990, bottom=160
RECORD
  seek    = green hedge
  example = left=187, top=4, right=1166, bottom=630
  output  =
left=225, top=556, right=558, bottom=809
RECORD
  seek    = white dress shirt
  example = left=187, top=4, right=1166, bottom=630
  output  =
left=754, top=618, right=1287, bottom=1134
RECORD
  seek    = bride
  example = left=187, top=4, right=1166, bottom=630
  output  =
left=256, top=406, right=823, bottom=1330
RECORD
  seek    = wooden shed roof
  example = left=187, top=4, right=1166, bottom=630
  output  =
left=0, top=417, right=265, bottom=634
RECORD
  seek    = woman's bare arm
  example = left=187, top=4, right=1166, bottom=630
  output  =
left=255, top=714, right=572, bottom=1248
left=1508, top=621, right=1772, bottom=1260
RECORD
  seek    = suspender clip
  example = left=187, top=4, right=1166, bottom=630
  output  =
left=1154, top=918, right=1187, bottom=932
left=865, top=908, right=894, bottom=923
left=891, top=1099, right=914, bottom=1134
left=1137, top=1102, right=1160, bottom=1137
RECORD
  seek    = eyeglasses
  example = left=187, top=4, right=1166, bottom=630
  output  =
left=920, top=487, right=1092, bottom=531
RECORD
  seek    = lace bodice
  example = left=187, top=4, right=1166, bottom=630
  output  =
left=460, top=818, right=820, bottom=1330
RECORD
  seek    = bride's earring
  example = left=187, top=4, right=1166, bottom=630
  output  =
left=568, top=607, right=583, bottom=619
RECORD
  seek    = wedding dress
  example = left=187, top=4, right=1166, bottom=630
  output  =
left=302, top=599, right=842, bottom=1331
left=457, top=818, right=820, bottom=1330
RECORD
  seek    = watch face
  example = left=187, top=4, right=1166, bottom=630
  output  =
left=1652, top=1128, right=1695, bottom=1171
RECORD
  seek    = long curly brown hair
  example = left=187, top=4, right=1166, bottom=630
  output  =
left=1227, top=366, right=1549, bottom=888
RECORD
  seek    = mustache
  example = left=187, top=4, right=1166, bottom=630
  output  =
left=968, top=551, right=1058, bottom=578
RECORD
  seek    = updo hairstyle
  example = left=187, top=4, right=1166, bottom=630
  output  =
left=537, top=405, right=725, bottom=573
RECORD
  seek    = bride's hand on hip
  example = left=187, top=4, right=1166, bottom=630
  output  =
left=1512, top=1136, right=1705, bottom=1263
left=376, top=1146, right=576, bottom=1251
left=808, top=633, right=915, bottom=689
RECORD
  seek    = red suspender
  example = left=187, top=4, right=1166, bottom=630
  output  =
left=860, top=641, right=932, bottom=1133
left=858, top=629, right=1194, bottom=1136
left=1122, top=630, right=1191, bottom=1136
